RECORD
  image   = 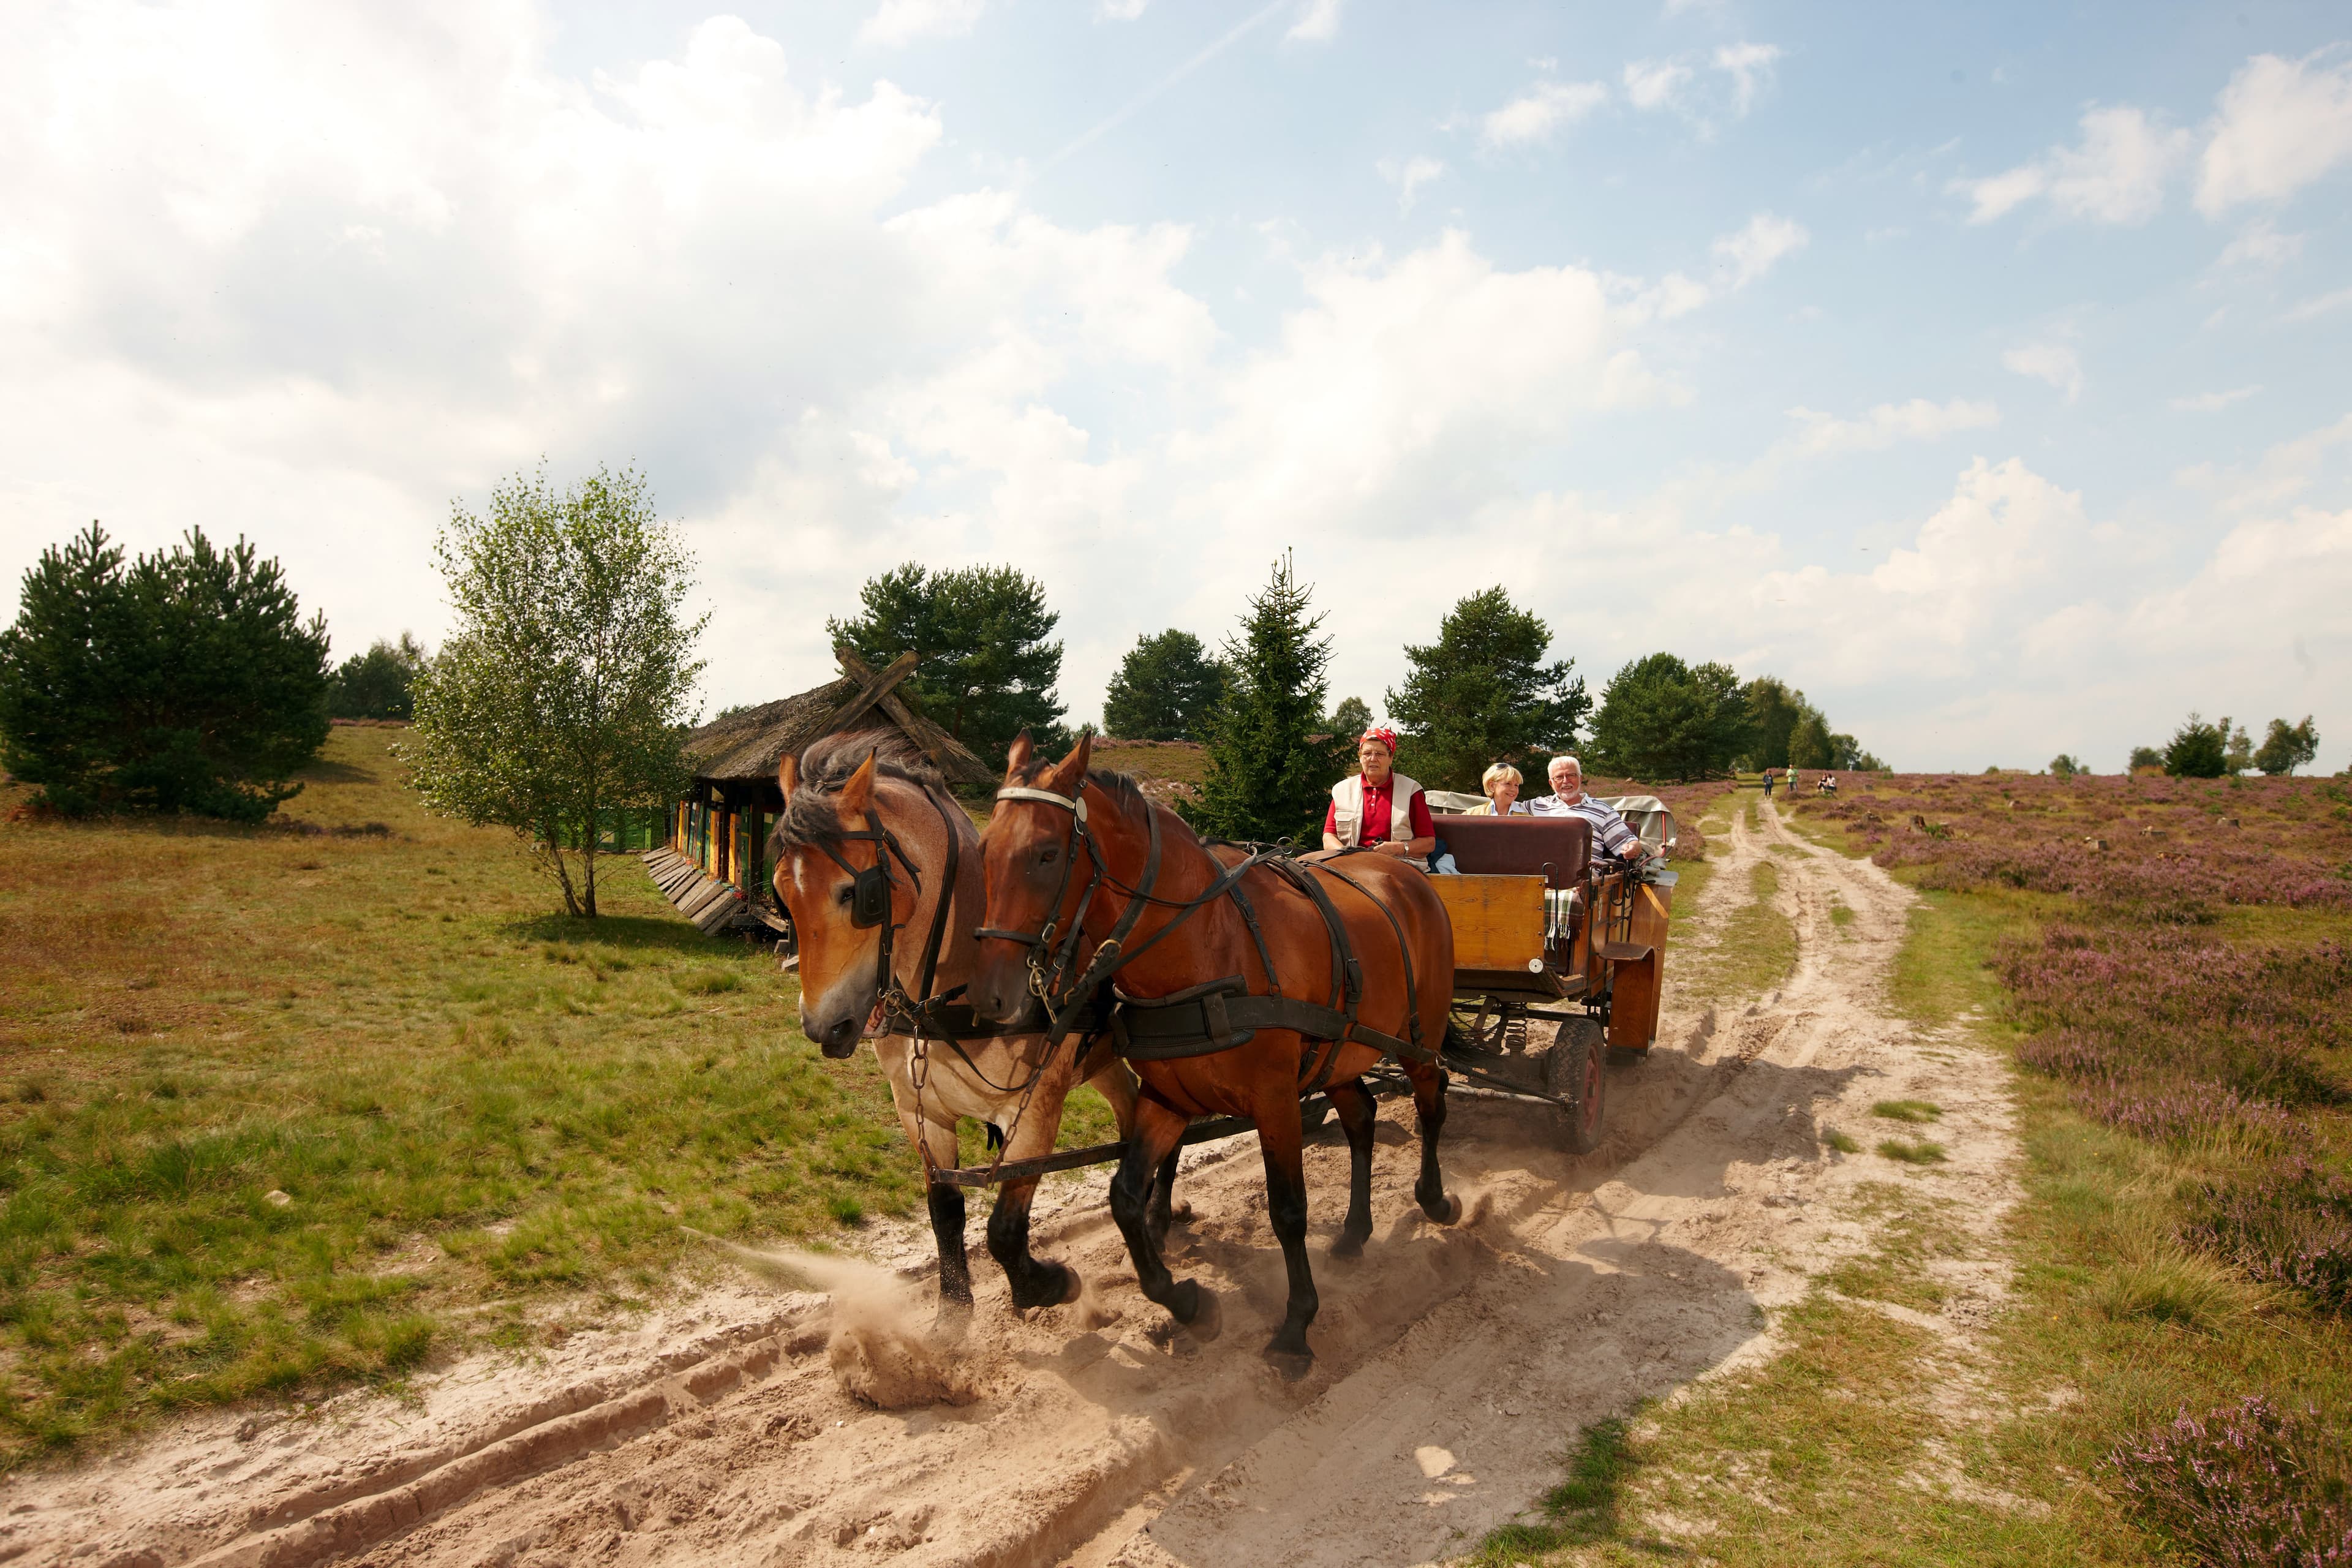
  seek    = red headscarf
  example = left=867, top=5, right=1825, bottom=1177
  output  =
left=1359, top=725, right=1398, bottom=755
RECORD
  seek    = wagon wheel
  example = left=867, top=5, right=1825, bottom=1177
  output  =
left=1540, top=1018, right=1607, bottom=1155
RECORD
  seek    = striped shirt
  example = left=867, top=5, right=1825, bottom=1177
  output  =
left=1527, top=792, right=1642, bottom=862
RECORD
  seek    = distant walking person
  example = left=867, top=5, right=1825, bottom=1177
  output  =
left=1762, top=768, right=1776, bottom=799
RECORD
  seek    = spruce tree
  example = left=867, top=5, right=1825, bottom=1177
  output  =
left=1183, top=552, right=1348, bottom=845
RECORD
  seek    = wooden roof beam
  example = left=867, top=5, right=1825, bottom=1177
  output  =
left=820, top=648, right=918, bottom=736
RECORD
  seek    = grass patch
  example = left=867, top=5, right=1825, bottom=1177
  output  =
left=1873, top=1098, right=1943, bottom=1123
left=1678, top=859, right=1797, bottom=1004
left=1824, top=1128, right=1862, bottom=1154
left=1460, top=1417, right=1638, bottom=1564
left=0, top=727, right=1118, bottom=1465
left=1876, top=1137, right=1948, bottom=1164
left=1830, top=900, right=1856, bottom=927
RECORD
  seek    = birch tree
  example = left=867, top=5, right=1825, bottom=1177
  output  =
left=404, top=466, right=705, bottom=917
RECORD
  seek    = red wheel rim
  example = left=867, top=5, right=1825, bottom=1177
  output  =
left=1580, top=1047, right=1604, bottom=1140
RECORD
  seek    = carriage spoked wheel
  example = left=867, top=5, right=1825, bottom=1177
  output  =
left=1539, top=1018, right=1608, bottom=1155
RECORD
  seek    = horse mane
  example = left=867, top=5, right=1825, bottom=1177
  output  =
left=1009, top=752, right=1208, bottom=853
left=772, top=728, right=946, bottom=853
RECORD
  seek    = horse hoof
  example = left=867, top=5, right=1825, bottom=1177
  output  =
left=1262, top=1343, right=1314, bottom=1381
left=1329, top=1231, right=1367, bottom=1261
left=1057, top=1265, right=1084, bottom=1306
left=1175, top=1282, right=1221, bottom=1343
left=1422, top=1193, right=1463, bottom=1225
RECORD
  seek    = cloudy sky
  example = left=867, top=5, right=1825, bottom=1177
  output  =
left=4, top=1, right=2348, bottom=771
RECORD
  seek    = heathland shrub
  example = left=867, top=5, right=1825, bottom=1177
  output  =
left=2109, top=1395, right=2352, bottom=1565
left=2183, top=1159, right=2352, bottom=1315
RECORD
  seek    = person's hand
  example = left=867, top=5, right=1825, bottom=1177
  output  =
left=1380, top=839, right=1411, bottom=857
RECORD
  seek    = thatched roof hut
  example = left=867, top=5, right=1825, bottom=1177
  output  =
left=661, top=647, right=992, bottom=908
left=680, top=645, right=993, bottom=792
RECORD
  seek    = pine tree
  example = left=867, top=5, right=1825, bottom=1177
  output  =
left=0, top=522, right=331, bottom=819
left=1183, top=552, right=1348, bottom=845
left=1102, top=629, right=1226, bottom=740
left=1385, top=586, right=1586, bottom=791
left=829, top=564, right=1066, bottom=768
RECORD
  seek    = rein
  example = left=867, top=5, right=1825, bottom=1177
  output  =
left=979, top=777, right=1411, bottom=1065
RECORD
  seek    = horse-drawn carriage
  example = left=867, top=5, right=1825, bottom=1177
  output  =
left=765, top=729, right=1678, bottom=1369
left=1425, top=813, right=1676, bottom=1154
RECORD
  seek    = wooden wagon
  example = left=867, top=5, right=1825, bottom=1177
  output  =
left=1425, top=815, right=1675, bottom=1153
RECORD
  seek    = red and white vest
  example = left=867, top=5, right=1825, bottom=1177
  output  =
left=1329, top=771, right=1424, bottom=848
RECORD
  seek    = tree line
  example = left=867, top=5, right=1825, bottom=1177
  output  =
left=31, top=459, right=2332, bottom=918
left=2113, top=712, right=2321, bottom=779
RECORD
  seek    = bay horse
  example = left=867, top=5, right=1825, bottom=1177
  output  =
left=770, top=731, right=1178, bottom=1313
left=969, top=732, right=1461, bottom=1373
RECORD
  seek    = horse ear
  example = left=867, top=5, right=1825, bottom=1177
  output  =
left=1047, top=731, right=1093, bottom=793
left=777, top=750, right=799, bottom=800
left=1005, top=729, right=1034, bottom=780
left=839, top=750, right=878, bottom=815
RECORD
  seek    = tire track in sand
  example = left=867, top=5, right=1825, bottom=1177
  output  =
left=0, top=800, right=2021, bottom=1568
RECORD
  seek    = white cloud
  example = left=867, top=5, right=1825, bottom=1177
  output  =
left=1623, top=60, right=1691, bottom=111
left=1712, top=213, right=1807, bottom=290
left=2002, top=342, right=2084, bottom=402
left=1957, top=105, right=2188, bottom=224
left=1619, top=44, right=1778, bottom=129
left=1782, top=398, right=2000, bottom=458
left=859, top=0, right=986, bottom=48
left=2170, top=386, right=2261, bottom=413
left=1479, top=80, right=1610, bottom=148
left=1287, top=0, right=1344, bottom=43
left=1097, top=0, right=1150, bottom=18
left=2197, top=47, right=2352, bottom=213
left=1713, top=42, right=1782, bottom=115
left=2215, top=219, right=2303, bottom=271
left=1376, top=155, right=1446, bottom=213
left=2282, top=285, right=2352, bottom=324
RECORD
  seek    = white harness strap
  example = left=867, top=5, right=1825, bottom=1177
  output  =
left=995, top=785, right=1086, bottom=820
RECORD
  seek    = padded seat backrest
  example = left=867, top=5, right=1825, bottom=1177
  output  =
left=1438, top=816, right=1590, bottom=888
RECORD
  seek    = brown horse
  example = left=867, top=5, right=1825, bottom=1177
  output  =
left=771, top=731, right=1175, bottom=1313
left=970, top=733, right=1461, bottom=1373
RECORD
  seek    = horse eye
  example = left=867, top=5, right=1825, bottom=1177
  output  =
left=836, top=884, right=854, bottom=907
left=1038, top=846, right=1058, bottom=865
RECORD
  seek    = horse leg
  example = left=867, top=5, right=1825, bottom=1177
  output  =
left=909, top=1115, right=974, bottom=1313
left=986, top=1174, right=1079, bottom=1308
left=1253, top=1087, right=1318, bottom=1374
left=1108, top=1095, right=1218, bottom=1338
left=1408, top=1063, right=1461, bottom=1223
left=1086, top=1050, right=1185, bottom=1247
left=1327, top=1079, right=1378, bottom=1259
left=986, top=1088, right=1084, bottom=1310
left=1146, top=1148, right=1183, bottom=1250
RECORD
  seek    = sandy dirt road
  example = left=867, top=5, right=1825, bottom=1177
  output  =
left=5, top=801, right=2020, bottom=1568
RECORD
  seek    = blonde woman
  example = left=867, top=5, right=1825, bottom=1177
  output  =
left=1466, top=762, right=1531, bottom=815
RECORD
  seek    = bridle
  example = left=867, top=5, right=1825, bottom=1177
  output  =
left=974, top=780, right=1163, bottom=1041
left=810, top=787, right=963, bottom=1039
left=976, top=775, right=1300, bottom=1044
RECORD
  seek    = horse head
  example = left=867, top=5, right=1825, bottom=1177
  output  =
left=769, top=733, right=952, bottom=1058
left=970, top=729, right=1096, bottom=1027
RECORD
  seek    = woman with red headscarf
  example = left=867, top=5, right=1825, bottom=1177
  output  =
left=1322, top=726, right=1436, bottom=861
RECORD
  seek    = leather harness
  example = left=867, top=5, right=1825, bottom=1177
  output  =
left=979, top=778, right=1443, bottom=1085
